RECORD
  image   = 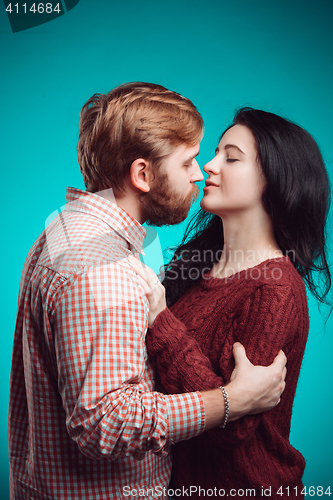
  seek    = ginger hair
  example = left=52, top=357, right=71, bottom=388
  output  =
left=77, top=82, right=203, bottom=194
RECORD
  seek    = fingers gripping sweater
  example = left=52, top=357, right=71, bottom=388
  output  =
left=147, top=258, right=309, bottom=499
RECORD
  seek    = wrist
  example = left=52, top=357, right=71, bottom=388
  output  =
left=148, top=305, right=167, bottom=327
left=200, top=388, right=226, bottom=430
left=224, top=380, right=251, bottom=422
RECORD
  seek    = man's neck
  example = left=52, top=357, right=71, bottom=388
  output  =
left=89, top=188, right=145, bottom=224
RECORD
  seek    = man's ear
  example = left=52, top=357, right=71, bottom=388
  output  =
left=129, top=158, right=153, bottom=193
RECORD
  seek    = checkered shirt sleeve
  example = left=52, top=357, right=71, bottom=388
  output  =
left=51, top=259, right=204, bottom=459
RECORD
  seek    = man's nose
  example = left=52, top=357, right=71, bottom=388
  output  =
left=191, top=159, right=204, bottom=182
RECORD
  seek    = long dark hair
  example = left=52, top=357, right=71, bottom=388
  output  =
left=163, top=107, right=331, bottom=308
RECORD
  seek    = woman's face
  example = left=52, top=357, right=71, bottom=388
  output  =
left=200, top=124, right=266, bottom=217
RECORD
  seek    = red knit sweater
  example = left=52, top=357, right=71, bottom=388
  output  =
left=148, top=257, right=308, bottom=499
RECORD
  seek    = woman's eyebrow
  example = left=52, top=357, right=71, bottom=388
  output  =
left=224, top=144, right=245, bottom=155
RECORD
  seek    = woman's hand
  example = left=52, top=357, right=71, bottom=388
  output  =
left=128, top=255, right=167, bottom=326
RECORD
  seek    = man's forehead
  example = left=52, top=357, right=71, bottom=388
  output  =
left=173, top=142, right=200, bottom=159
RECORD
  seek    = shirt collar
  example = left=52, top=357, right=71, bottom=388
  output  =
left=65, top=187, right=146, bottom=255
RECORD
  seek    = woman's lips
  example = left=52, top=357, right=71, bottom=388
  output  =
left=203, top=183, right=219, bottom=192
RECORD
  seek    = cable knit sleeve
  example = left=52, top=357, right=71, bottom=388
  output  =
left=147, top=307, right=223, bottom=393
left=148, top=280, right=302, bottom=449
left=207, top=282, right=299, bottom=448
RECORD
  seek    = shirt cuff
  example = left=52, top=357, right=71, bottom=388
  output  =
left=164, top=391, right=205, bottom=445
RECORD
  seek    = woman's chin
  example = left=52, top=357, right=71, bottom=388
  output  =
left=200, top=198, right=215, bottom=214
left=199, top=198, right=207, bottom=210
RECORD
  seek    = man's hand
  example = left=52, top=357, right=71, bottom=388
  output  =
left=200, top=342, right=287, bottom=430
left=226, top=342, right=287, bottom=421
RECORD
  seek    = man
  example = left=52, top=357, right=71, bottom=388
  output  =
left=9, top=82, right=286, bottom=499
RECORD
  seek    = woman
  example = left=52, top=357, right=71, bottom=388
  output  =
left=131, top=108, right=331, bottom=499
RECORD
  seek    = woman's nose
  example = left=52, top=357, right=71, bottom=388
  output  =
left=203, top=157, right=219, bottom=175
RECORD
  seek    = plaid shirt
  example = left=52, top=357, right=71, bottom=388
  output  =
left=9, top=187, right=205, bottom=500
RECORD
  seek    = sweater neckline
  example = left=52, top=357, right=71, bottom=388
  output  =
left=200, top=256, right=290, bottom=289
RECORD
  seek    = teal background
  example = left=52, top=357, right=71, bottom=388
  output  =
left=1, top=0, right=332, bottom=498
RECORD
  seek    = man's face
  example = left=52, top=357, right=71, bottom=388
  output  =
left=141, top=143, right=203, bottom=226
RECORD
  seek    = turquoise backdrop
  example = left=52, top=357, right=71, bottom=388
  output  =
left=1, top=1, right=332, bottom=498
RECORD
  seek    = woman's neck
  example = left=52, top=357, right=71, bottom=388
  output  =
left=211, top=210, right=283, bottom=279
